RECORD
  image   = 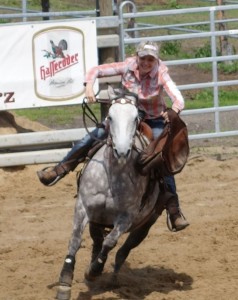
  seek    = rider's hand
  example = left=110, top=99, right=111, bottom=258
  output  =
left=172, top=107, right=180, bottom=114
left=85, top=83, right=96, bottom=103
left=160, top=108, right=180, bottom=123
left=160, top=111, right=169, bottom=123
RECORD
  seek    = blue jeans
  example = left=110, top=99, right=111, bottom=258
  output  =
left=62, top=126, right=107, bottom=163
left=145, top=118, right=177, bottom=197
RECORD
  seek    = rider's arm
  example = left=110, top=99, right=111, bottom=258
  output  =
left=158, top=62, right=184, bottom=113
left=85, top=82, right=96, bottom=103
left=84, top=58, right=133, bottom=102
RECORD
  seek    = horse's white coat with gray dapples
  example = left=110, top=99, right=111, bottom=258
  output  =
left=57, top=87, right=162, bottom=300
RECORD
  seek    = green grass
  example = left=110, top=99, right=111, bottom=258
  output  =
left=179, top=89, right=238, bottom=110
left=14, top=103, right=101, bottom=127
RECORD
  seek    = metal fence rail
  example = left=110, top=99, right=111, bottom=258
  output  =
left=118, top=1, right=238, bottom=140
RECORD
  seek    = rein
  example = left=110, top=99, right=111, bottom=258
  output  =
left=82, top=96, right=109, bottom=144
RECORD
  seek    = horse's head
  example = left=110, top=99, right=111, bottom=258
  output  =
left=107, top=86, right=138, bottom=164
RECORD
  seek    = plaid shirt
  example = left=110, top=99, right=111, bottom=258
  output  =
left=85, top=56, right=184, bottom=119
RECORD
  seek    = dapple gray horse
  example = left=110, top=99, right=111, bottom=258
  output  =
left=57, top=87, right=166, bottom=299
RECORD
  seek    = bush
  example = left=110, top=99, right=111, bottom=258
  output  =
left=194, top=42, right=213, bottom=58
left=160, top=40, right=181, bottom=56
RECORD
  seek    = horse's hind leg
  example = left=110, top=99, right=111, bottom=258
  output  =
left=114, top=213, right=159, bottom=274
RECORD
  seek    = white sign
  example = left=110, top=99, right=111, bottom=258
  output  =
left=0, top=20, right=98, bottom=110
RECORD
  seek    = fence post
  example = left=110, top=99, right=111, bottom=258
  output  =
left=98, top=0, right=118, bottom=64
left=41, top=0, right=50, bottom=21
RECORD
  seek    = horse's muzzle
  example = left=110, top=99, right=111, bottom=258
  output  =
left=113, top=148, right=131, bottom=164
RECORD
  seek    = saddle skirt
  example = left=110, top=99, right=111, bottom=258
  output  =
left=136, top=109, right=189, bottom=177
left=138, top=121, right=154, bottom=142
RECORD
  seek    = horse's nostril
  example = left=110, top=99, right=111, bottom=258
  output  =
left=114, top=149, right=120, bottom=159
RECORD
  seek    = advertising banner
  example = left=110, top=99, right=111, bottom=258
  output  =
left=0, top=20, right=98, bottom=110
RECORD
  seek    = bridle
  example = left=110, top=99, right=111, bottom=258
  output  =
left=111, top=97, right=137, bottom=106
left=105, top=95, right=139, bottom=150
left=82, top=90, right=140, bottom=147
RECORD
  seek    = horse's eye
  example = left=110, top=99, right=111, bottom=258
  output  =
left=107, top=116, right=112, bottom=121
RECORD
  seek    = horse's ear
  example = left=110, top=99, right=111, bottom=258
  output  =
left=107, top=84, right=116, bottom=100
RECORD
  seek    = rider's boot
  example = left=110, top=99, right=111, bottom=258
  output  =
left=166, top=195, right=189, bottom=232
left=37, top=145, right=90, bottom=187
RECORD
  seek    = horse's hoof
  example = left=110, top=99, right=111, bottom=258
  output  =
left=109, top=273, right=119, bottom=288
left=59, top=273, right=73, bottom=287
left=56, top=285, right=71, bottom=300
left=84, top=265, right=102, bottom=282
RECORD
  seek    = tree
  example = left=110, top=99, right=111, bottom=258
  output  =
left=216, top=0, right=233, bottom=62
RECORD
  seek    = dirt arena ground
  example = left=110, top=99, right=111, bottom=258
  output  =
left=0, top=113, right=238, bottom=300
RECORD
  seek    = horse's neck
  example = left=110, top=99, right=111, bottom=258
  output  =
left=135, top=133, right=150, bottom=152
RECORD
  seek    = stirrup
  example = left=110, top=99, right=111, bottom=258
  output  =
left=46, top=175, right=64, bottom=187
left=166, top=209, right=188, bottom=232
left=166, top=211, right=175, bottom=232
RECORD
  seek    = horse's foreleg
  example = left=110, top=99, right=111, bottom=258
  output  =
left=85, top=219, right=130, bottom=281
left=114, top=212, right=159, bottom=274
left=59, top=199, right=88, bottom=287
left=84, top=243, right=111, bottom=281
